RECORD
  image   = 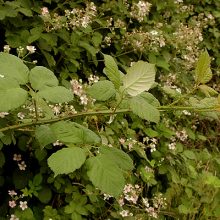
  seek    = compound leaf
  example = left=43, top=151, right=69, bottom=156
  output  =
left=123, top=61, right=155, bottom=96
left=0, top=52, right=29, bottom=84
left=130, top=94, right=160, bottom=123
left=29, top=66, right=58, bottom=90
left=100, top=146, right=133, bottom=171
left=38, top=86, right=73, bottom=103
left=195, top=51, right=212, bottom=84
left=103, top=54, right=121, bottom=89
left=86, top=155, right=125, bottom=197
left=87, top=80, right=116, bottom=101
left=48, top=147, right=86, bottom=177
left=0, top=88, right=28, bottom=112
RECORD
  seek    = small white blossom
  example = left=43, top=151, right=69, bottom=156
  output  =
left=9, top=200, right=16, bottom=208
left=26, top=46, right=36, bottom=54
left=10, top=214, right=19, bottom=220
left=8, top=190, right=17, bottom=197
left=18, top=161, right=27, bottom=171
left=13, top=154, right=22, bottom=161
left=0, top=112, right=9, bottom=118
left=41, top=7, right=49, bottom=16
left=19, top=201, right=28, bottom=210
left=3, top=45, right=11, bottom=53
left=17, top=112, right=25, bottom=119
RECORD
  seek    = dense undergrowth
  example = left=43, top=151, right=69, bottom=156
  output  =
left=0, top=0, right=220, bottom=219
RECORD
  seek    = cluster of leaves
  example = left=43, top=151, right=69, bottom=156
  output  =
left=0, top=0, right=220, bottom=220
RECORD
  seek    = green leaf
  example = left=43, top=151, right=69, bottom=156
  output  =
left=0, top=77, right=19, bottom=89
left=86, top=155, right=125, bottom=197
left=0, top=52, right=29, bottom=84
left=50, top=121, right=100, bottom=144
left=0, top=151, right=5, bottom=168
left=123, top=61, right=155, bottom=96
left=35, top=125, right=57, bottom=149
left=195, top=51, right=212, bottom=84
left=87, top=80, right=116, bottom=101
left=183, top=150, right=196, bottom=160
left=199, top=85, right=218, bottom=97
left=203, top=172, right=220, bottom=188
left=48, top=147, right=86, bottom=177
left=29, top=66, right=58, bottom=90
left=0, top=88, right=28, bottom=112
left=139, top=92, right=160, bottom=107
left=30, top=91, right=54, bottom=118
left=79, top=41, right=98, bottom=57
left=38, top=186, right=52, bottom=204
left=38, top=86, right=73, bottom=103
left=130, top=95, right=160, bottom=123
left=100, top=146, right=133, bottom=171
left=103, top=54, right=121, bottom=89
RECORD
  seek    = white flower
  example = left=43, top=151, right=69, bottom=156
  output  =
left=19, top=201, right=28, bottom=210
left=0, top=74, right=4, bottom=78
left=18, top=161, right=27, bottom=171
left=150, top=30, right=158, bottom=35
left=9, top=200, right=16, bottom=208
left=13, top=154, right=22, bottom=161
left=26, top=46, right=36, bottom=54
left=10, top=214, right=19, bottom=220
left=8, top=190, right=17, bottom=196
left=41, top=7, right=49, bottom=16
left=120, top=210, right=129, bottom=217
left=17, top=112, right=25, bottom=119
left=0, top=112, right=9, bottom=118
left=3, top=45, right=10, bottom=53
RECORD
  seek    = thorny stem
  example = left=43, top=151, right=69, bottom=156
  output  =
left=0, top=106, right=218, bottom=133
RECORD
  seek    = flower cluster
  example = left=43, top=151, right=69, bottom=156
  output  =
left=13, top=154, right=27, bottom=171
left=122, top=28, right=166, bottom=52
left=8, top=189, right=28, bottom=219
left=143, top=137, right=158, bottom=152
left=176, top=129, right=188, bottom=142
left=130, top=1, right=152, bottom=22
left=143, top=194, right=167, bottom=218
left=49, top=103, right=77, bottom=116
left=117, top=184, right=141, bottom=209
left=41, top=2, right=97, bottom=32
left=70, top=78, right=97, bottom=106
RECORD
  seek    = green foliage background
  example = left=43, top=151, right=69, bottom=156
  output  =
left=0, top=0, right=220, bottom=219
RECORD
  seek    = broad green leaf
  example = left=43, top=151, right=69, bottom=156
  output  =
left=130, top=95, right=160, bottom=123
left=29, top=66, right=58, bottom=90
left=38, top=186, right=52, bottom=204
left=203, top=172, right=220, bottom=188
left=0, top=88, right=28, bottom=111
left=100, top=145, right=133, bottom=171
left=103, top=54, right=121, bottom=89
left=0, top=77, right=19, bottom=89
left=50, top=121, right=100, bottom=144
left=48, top=147, right=86, bottom=177
left=79, top=41, right=98, bottom=57
left=14, top=208, right=35, bottom=220
left=86, top=155, right=125, bottom=197
left=35, top=125, right=57, bottom=149
left=183, top=150, right=196, bottom=160
left=139, top=92, right=160, bottom=107
left=0, top=52, right=29, bottom=84
left=38, top=86, right=73, bottom=103
left=199, top=85, right=218, bottom=97
left=195, top=51, right=212, bottom=84
left=30, top=91, right=54, bottom=118
left=87, top=80, right=116, bottom=101
left=123, top=61, right=155, bottom=96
